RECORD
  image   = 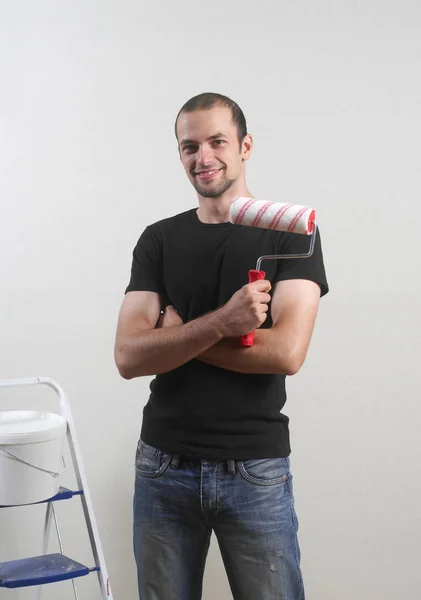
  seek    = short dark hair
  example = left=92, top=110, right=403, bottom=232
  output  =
left=175, top=92, right=248, bottom=145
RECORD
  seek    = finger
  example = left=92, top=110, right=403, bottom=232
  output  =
left=251, top=279, right=271, bottom=289
left=258, top=293, right=272, bottom=304
left=168, top=305, right=181, bottom=314
left=251, top=280, right=272, bottom=292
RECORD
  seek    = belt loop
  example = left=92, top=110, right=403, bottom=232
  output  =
left=170, top=454, right=180, bottom=469
left=227, top=459, right=236, bottom=475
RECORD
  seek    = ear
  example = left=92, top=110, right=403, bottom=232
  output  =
left=241, top=134, right=253, bottom=162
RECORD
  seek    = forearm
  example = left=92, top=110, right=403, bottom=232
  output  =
left=115, top=311, right=225, bottom=379
left=198, top=329, right=298, bottom=375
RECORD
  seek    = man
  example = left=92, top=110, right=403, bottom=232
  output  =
left=115, top=92, right=328, bottom=600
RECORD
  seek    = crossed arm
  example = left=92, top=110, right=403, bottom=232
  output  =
left=198, top=279, right=320, bottom=374
left=114, top=279, right=321, bottom=378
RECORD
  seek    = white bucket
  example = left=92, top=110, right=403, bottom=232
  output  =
left=0, top=410, right=67, bottom=506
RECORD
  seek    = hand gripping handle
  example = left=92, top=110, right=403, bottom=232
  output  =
left=240, top=269, right=266, bottom=347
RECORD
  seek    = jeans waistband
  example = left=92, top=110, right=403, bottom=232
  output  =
left=169, top=454, right=236, bottom=474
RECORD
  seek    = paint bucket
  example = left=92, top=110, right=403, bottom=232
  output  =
left=0, top=410, right=67, bottom=506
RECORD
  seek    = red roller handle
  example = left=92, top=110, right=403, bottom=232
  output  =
left=240, top=269, right=266, bottom=347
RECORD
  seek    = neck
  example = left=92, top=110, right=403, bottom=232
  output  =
left=196, top=183, right=253, bottom=224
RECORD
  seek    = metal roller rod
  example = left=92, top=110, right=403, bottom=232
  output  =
left=256, top=222, right=318, bottom=272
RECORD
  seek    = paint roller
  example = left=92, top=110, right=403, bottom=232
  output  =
left=229, top=197, right=318, bottom=347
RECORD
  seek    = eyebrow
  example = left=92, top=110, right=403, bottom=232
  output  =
left=179, top=133, right=228, bottom=147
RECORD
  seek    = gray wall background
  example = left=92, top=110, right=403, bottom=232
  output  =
left=1, top=1, right=420, bottom=598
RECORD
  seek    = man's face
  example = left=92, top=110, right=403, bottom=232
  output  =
left=176, top=106, right=251, bottom=198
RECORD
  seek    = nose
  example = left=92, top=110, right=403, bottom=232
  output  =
left=196, top=144, right=213, bottom=166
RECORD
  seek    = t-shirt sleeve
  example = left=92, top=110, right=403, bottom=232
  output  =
left=273, top=227, right=329, bottom=297
left=125, top=225, right=165, bottom=295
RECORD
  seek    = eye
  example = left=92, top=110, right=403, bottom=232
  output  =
left=182, top=145, right=197, bottom=154
left=212, top=139, right=226, bottom=146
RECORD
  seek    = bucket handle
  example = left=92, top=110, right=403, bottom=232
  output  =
left=0, top=445, right=67, bottom=478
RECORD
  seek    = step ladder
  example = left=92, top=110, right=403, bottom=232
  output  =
left=0, top=377, right=113, bottom=599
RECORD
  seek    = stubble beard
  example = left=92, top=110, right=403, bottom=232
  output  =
left=192, top=173, right=236, bottom=199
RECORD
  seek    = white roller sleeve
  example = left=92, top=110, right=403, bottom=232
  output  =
left=229, top=197, right=316, bottom=235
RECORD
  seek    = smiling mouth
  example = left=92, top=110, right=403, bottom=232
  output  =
left=194, top=168, right=222, bottom=181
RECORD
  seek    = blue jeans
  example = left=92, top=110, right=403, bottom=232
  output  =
left=133, top=440, right=305, bottom=600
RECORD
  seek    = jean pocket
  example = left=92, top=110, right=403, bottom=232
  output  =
left=135, top=439, right=172, bottom=478
left=238, top=457, right=290, bottom=486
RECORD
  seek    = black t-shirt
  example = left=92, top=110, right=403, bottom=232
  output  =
left=125, top=208, right=329, bottom=460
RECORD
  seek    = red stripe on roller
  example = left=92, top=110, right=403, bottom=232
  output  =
left=269, top=203, right=292, bottom=230
left=235, top=199, right=255, bottom=225
left=252, top=201, right=274, bottom=227
left=288, top=206, right=309, bottom=232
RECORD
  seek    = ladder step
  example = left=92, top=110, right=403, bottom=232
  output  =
left=0, top=553, right=92, bottom=588
left=43, top=487, right=83, bottom=503
left=0, top=488, right=83, bottom=508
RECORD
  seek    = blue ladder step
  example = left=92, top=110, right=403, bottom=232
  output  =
left=43, top=487, right=83, bottom=503
left=0, top=553, right=96, bottom=588
left=0, top=487, right=83, bottom=508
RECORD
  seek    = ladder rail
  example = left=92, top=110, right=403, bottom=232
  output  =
left=34, top=501, right=53, bottom=600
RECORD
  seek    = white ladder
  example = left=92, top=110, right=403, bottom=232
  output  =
left=0, top=377, right=113, bottom=599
